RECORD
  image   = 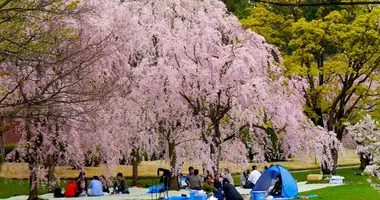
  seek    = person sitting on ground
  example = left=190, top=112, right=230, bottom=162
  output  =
left=202, top=175, right=218, bottom=198
left=99, top=175, right=110, bottom=193
left=89, top=176, right=103, bottom=196
left=65, top=179, right=78, bottom=198
left=247, top=165, right=261, bottom=188
left=53, top=188, right=64, bottom=198
left=213, top=174, right=224, bottom=200
left=179, top=173, right=187, bottom=189
left=213, top=174, right=223, bottom=190
left=240, top=170, right=249, bottom=187
left=189, top=169, right=202, bottom=190
left=75, top=171, right=88, bottom=196
left=223, top=178, right=243, bottom=200
left=185, top=166, right=194, bottom=186
left=269, top=175, right=282, bottom=196
left=113, top=172, right=129, bottom=194
left=222, top=168, right=234, bottom=186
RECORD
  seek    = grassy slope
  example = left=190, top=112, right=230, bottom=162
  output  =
left=0, top=150, right=359, bottom=179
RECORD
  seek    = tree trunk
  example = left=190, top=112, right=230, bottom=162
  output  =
left=211, top=120, right=221, bottom=175
left=0, top=118, right=5, bottom=159
left=132, top=149, right=139, bottom=186
left=359, top=153, right=367, bottom=170
left=168, top=141, right=179, bottom=190
left=47, top=154, right=56, bottom=192
left=28, top=162, right=39, bottom=200
left=25, top=118, right=38, bottom=200
left=331, top=148, right=338, bottom=175
left=321, top=146, right=338, bottom=175
left=209, top=142, right=218, bottom=176
left=0, top=131, right=4, bottom=160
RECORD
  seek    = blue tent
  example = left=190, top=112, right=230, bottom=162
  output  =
left=252, top=165, right=298, bottom=198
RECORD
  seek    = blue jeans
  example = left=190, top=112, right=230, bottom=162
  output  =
left=114, top=188, right=129, bottom=194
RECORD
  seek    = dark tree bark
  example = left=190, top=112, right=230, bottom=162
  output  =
left=359, top=153, right=368, bottom=170
left=28, top=162, right=38, bottom=200
left=46, top=154, right=56, bottom=192
left=168, top=141, right=179, bottom=190
left=132, top=149, right=140, bottom=185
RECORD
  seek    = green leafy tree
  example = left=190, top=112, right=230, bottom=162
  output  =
left=242, top=4, right=380, bottom=174
left=221, top=0, right=253, bottom=19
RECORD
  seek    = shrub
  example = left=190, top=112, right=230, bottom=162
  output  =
left=5, top=144, right=17, bottom=156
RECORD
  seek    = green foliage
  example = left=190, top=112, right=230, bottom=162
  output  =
left=221, top=0, right=252, bottom=19
left=4, top=143, right=16, bottom=156
left=0, top=0, right=80, bottom=61
left=242, top=3, right=380, bottom=140
left=0, top=0, right=83, bottom=111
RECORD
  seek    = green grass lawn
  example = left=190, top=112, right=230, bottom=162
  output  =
left=299, top=184, right=379, bottom=200
left=0, top=178, right=70, bottom=198
left=298, top=167, right=380, bottom=199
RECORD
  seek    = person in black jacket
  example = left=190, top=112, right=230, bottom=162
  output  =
left=223, top=178, right=243, bottom=200
left=157, top=168, right=171, bottom=190
left=75, top=171, right=88, bottom=197
left=269, top=175, right=282, bottom=196
left=113, top=172, right=129, bottom=194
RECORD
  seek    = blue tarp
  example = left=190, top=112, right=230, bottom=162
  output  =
left=252, top=165, right=298, bottom=198
left=168, top=196, right=190, bottom=200
left=147, top=184, right=167, bottom=194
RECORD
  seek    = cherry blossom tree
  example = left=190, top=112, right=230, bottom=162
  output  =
left=346, top=115, right=380, bottom=191
left=2, top=2, right=118, bottom=200
left=347, top=115, right=377, bottom=169
left=98, top=0, right=325, bottom=175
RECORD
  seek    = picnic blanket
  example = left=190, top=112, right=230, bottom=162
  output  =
left=168, top=196, right=190, bottom=200
left=147, top=184, right=167, bottom=194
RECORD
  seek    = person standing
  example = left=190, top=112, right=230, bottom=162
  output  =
left=157, top=168, right=171, bottom=190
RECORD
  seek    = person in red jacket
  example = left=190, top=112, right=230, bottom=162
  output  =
left=65, top=179, right=78, bottom=198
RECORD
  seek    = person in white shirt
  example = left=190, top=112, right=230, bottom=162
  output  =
left=248, top=165, right=261, bottom=186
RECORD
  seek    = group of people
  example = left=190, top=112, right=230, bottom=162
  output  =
left=240, top=165, right=282, bottom=196
left=53, top=165, right=283, bottom=199
left=54, top=172, right=129, bottom=198
left=183, top=166, right=244, bottom=200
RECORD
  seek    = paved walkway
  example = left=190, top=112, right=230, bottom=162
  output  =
left=5, top=182, right=342, bottom=200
